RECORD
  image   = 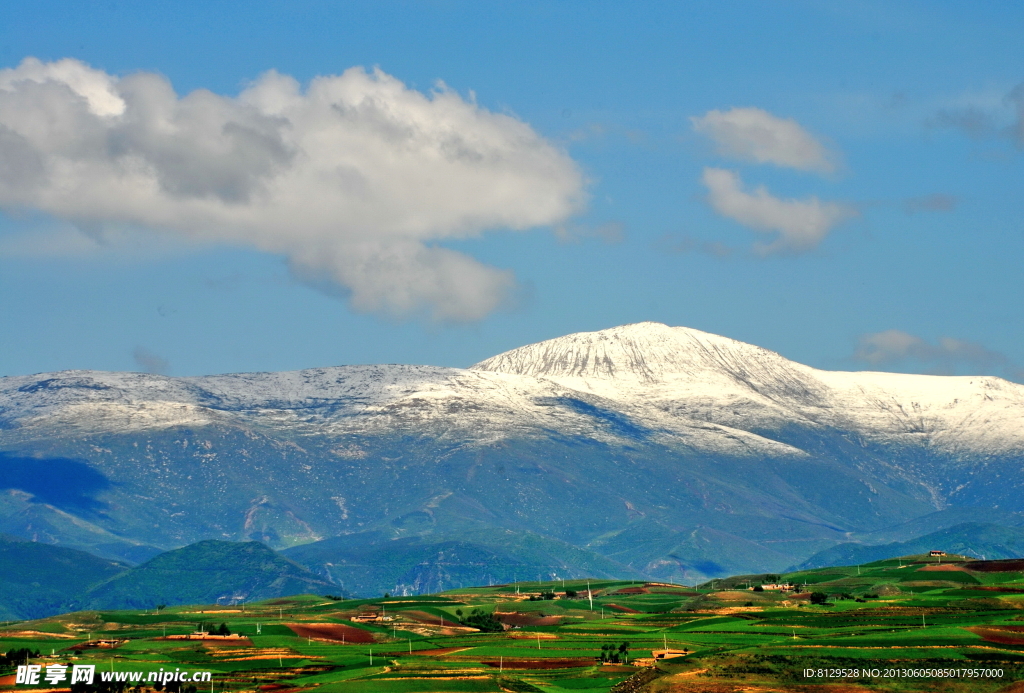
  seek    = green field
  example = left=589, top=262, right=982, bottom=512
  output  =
left=3, top=554, right=1024, bottom=692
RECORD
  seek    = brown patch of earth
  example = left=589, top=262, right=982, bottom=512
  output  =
left=972, top=586, right=1024, bottom=593
left=969, top=627, right=1024, bottom=646
left=494, top=612, right=562, bottom=627
left=606, top=604, right=641, bottom=613
left=285, top=623, right=374, bottom=644
left=400, top=611, right=462, bottom=628
left=967, top=560, right=1024, bottom=573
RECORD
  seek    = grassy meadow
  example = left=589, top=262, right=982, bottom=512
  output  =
left=3, top=554, right=1024, bottom=692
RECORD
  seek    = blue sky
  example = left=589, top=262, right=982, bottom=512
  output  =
left=1, top=1, right=1022, bottom=379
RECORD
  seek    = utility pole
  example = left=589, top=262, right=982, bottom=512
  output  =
left=588, top=580, right=593, bottom=610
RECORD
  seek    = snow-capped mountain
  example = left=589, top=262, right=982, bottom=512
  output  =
left=2, top=322, right=1023, bottom=589
left=473, top=322, right=1024, bottom=456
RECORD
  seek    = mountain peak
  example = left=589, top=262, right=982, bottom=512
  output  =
left=471, top=322, right=783, bottom=384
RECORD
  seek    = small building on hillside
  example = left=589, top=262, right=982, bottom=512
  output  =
left=929, top=550, right=946, bottom=557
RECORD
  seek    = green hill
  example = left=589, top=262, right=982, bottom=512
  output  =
left=283, top=526, right=641, bottom=596
left=83, top=540, right=337, bottom=609
left=6, top=555, right=1024, bottom=693
left=795, top=522, right=1024, bottom=570
left=0, top=534, right=128, bottom=620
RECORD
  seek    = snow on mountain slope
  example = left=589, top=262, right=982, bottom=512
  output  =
left=3, top=322, right=1023, bottom=458
left=472, top=322, right=1024, bottom=455
left=0, top=362, right=800, bottom=457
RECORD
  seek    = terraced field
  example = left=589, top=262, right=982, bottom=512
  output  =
left=3, top=555, right=1024, bottom=692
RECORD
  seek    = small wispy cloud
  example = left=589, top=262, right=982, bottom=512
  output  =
left=1008, top=83, right=1024, bottom=146
left=553, top=220, right=625, bottom=245
left=903, top=193, right=957, bottom=214
left=927, top=81, right=1024, bottom=148
left=853, top=329, right=1023, bottom=381
left=653, top=232, right=735, bottom=258
left=133, top=346, right=170, bottom=375
left=691, top=107, right=839, bottom=174
left=701, top=168, right=855, bottom=254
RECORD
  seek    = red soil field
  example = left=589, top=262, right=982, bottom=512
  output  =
left=400, top=611, right=463, bottom=627
left=610, top=587, right=648, bottom=595
left=966, top=559, right=1024, bottom=572
left=494, top=612, right=562, bottom=627
left=969, top=627, right=1024, bottom=646
left=918, top=564, right=967, bottom=572
left=285, top=623, right=374, bottom=644
left=972, top=586, right=1024, bottom=593
left=483, top=658, right=593, bottom=669
left=606, top=603, right=641, bottom=613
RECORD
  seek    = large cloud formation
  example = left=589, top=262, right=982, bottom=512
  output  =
left=691, top=107, right=837, bottom=173
left=701, top=168, right=853, bottom=254
left=0, top=58, right=585, bottom=321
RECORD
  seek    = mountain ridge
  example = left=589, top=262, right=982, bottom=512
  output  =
left=3, top=322, right=1024, bottom=586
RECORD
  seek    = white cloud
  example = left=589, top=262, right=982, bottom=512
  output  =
left=0, top=58, right=585, bottom=322
left=691, top=107, right=838, bottom=173
left=854, top=329, right=1023, bottom=381
left=701, top=168, right=854, bottom=253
